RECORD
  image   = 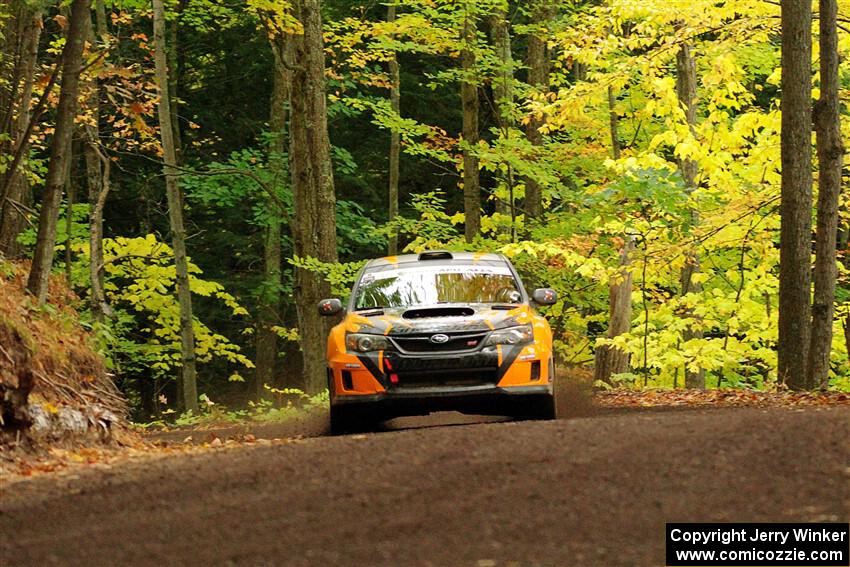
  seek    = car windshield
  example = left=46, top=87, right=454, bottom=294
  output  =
left=354, top=264, right=521, bottom=309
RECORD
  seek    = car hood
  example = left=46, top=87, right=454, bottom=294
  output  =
left=344, top=304, right=530, bottom=335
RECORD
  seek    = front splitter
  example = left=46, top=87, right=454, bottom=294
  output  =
left=331, top=384, right=553, bottom=418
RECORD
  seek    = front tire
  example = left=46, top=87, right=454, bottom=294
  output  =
left=511, top=394, right=557, bottom=421
left=329, top=404, right=374, bottom=435
left=530, top=393, right=557, bottom=420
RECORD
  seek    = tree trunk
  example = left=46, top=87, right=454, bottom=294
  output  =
left=167, top=7, right=183, bottom=165
left=87, top=143, right=110, bottom=323
left=255, top=34, right=292, bottom=398
left=0, top=1, right=22, bottom=145
left=807, top=0, right=842, bottom=389
left=841, top=222, right=849, bottom=366
left=490, top=6, right=514, bottom=235
left=94, top=0, right=108, bottom=39
left=675, top=42, right=705, bottom=389
left=64, top=161, right=75, bottom=284
left=607, top=86, right=620, bottom=159
left=594, top=239, right=634, bottom=384
left=460, top=8, right=480, bottom=243
left=778, top=0, right=813, bottom=389
left=26, top=0, right=91, bottom=302
left=82, top=9, right=110, bottom=322
left=255, top=213, right=282, bottom=398
left=290, top=0, right=339, bottom=395
left=523, top=0, right=555, bottom=221
left=0, top=3, right=41, bottom=258
left=153, top=0, right=198, bottom=413
left=387, top=3, right=400, bottom=255
left=844, top=316, right=850, bottom=365
left=594, top=81, right=633, bottom=385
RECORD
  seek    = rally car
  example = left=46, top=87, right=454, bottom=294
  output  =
left=318, top=250, right=558, bottom=434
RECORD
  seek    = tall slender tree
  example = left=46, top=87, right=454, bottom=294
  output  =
left=387, top=2, right=401, bottom=255
left=593, top=17, right=633, bottom=385
left=842, top=221, right=850, bottom=365
left=255, top=31, right=293, bottom=398
left=778, top=0, right=813, bottom=388
left=26, top=0, right=91, bottom=301
left=675, top=41, right=705, bottom=389
left=489, top=2, right=515, bottom=234
left=808, top=0, right=843, bottom=388
left=460, top=3, right=480, bottom=243
left=594, top=240, right=634, bottom=384
left=289, top=0, right=339, bottom=394
left=523, top=0, right=555, bottom=221
left=0, top=1, right=42, bottom=258
left=166, top=0, right=183, bottom=165
left=83, top=4, right=111, bottom=322
left=153, top=0, right=198, bottom=412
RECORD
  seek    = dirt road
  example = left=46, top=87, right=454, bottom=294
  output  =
left=2, top=407, right=848, bottom=566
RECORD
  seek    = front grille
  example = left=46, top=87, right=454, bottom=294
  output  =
left=392, top=368, right=498, bottom=389
left=390, top=331, right=488, bottom=353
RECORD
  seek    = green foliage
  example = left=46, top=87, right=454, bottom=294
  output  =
left=15, top=0, right=850, bottom=412
left=389, top=191, right=463, bottom=252
left=289, top=255, right=366, bottom=297
left=21, top=207, right=255, bottom=382
left=139, top=388, right=329, bottom=429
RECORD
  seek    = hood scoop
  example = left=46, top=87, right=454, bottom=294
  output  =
left=402, top=306, right=475, bottom=319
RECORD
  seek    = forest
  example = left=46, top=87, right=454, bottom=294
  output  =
left=1, top=0, right=849, bottom=421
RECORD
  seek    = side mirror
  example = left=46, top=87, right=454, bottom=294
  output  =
left=531, top=288, right=558, bottom=306
left=318, top=298, right=344, bottom=316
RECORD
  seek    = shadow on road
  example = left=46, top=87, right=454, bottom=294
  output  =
left=145, top=379, right=746, bottom=444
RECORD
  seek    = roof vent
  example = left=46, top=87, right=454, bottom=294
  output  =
left=417, top=250, right=454, bottom=261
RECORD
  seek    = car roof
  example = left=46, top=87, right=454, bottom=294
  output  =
left=364, top=251, right=509, bottom=271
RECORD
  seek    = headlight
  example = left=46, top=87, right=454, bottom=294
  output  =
left=484, top=324, right=534, bottom=346
left=346, top=333, right=390, bottom=353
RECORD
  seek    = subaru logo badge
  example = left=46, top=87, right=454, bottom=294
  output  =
left=430, top=333, right=450, bottom=344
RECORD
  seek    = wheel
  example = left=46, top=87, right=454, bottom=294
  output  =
left=329, top=404, right=375, bottom=435
left=540, top=393, right=557, bottom=419
left=512, top=392, right=557, bottom=421
left=329, top=404, right=353, bottom=435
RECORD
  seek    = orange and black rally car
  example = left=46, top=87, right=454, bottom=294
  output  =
left=318, top=251, right=558, bottom=434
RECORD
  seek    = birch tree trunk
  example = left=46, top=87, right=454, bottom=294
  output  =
left=290, top=0, right=339, bottom=394
left=387, top=3, right=400, bottom=255
left=153, top=0, right=198, bottom=412
left=27, top=0, right=91, bottom=302
left=460, top=7, right=480, bottom=243
left=0, top=3, right=41, bottom=258
left=675, top=42, right=705, bottom=389
left=807, top=0, right=842, bottom=388
left=778, top=0, right=813, bottom=388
